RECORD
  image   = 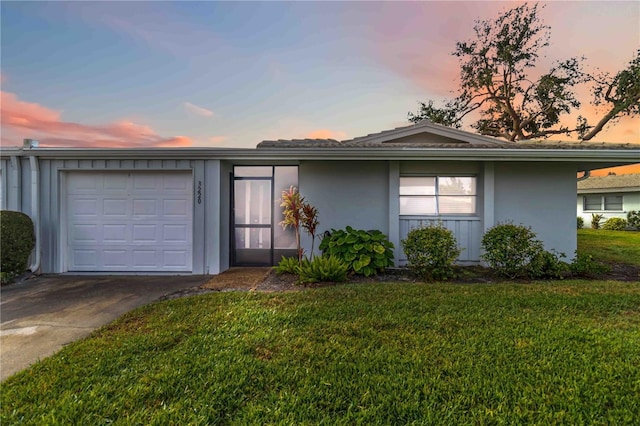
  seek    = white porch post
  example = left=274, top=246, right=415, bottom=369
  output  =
left=483, top=161, right=495, bottom=233
left=388, top=161, right=400, bottom=266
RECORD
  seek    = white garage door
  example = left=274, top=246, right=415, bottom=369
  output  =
left=66, top=171, right=193, bottom=272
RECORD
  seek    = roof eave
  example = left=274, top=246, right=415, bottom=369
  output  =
left=1, top=147, right=638, bottom=165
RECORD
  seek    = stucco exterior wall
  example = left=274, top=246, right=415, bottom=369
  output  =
left=494, top=162, right=577, bottom=257
left=299, top=161, right=389, bottom=256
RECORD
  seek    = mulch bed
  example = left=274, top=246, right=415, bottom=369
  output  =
left=248, top=263, right=640, bottom=292
left=163, top=263, right=640, bottom=300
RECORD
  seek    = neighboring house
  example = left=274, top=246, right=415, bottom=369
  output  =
left=577, top=173, right=640, bottom=227
left=1, top=120, right=638, bottom=275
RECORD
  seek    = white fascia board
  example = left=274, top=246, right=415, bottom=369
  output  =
left=577, top=187, right=640, bottom=194
left=3, top=147, right=639, bottom=165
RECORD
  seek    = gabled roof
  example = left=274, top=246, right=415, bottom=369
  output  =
left=577, top=173, right=640, bottom=193
left=257, top=120, right=640, bottom=150
left=258, top=120, right=510, bottom=148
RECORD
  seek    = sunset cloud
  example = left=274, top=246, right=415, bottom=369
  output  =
left=0, top=91, right=192, bottom=148
left=184, top=101, right=214, bottom=118
left=208, top=136, right=228, bottom=145
left=305, top=129, right=347, bottom=140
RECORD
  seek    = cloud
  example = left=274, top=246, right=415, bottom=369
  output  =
left=305, top=129, right=347, bottom=140
left=208, top=136, right=228, bottom=145
left=0, top=91, right=192, bottom=148
left=184, top=102, right=214, bottom=117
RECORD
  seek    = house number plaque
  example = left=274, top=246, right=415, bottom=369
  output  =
left=197, top=181, right=203, bottom=204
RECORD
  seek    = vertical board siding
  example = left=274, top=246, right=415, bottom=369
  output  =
left=399, top=217, right=482, bottom=263
left=37, top=158, right=202, bottom=273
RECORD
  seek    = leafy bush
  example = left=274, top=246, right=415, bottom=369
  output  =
left=527, top=250, right=568, bottom=279
left=626, top=210, right=639, bottom=229
left=569, top=252, right=611, bottom=278
left=591, top=213, right=604, bottom=230
left=0, top=211, right=35, bottom=283
left=275, top=256, right=300, bottom=275
left=319, top=227, right=394, bottom=277
left=577, top=216, right=584, bottom=229
left=401, top=224, right=461, bottom=281
left=481, top=223, right=543, bottom=279
left=297, top=255, right=349, bottom=284
left=602, top=217, right=628, bottom=231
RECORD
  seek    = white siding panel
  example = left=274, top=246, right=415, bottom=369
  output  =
left=66, top=171, right=193, bottom=272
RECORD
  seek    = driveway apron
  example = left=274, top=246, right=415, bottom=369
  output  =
left=0, top=275, right=209, bottom=381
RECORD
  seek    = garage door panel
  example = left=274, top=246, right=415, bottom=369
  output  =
left=133, top=224, right=158, bottom=242
left=132, top=250, right=157, bottom=268
left=71, top=198, right=99, bottom=216
left=103, top=224, right=129, bottom=242
left=103, top=199, right=128, bottom=216
left=67, top=171, right=192, bottom=272
left=71, top=249, right=98, bottom=268
left=133, top=174, right=158, bottom=190
left=163, top=224, right=188, bottom=242
left=103, top=250, right=129, bottom=268
left=71, top=224, right=99, bottom=243
left=69, top=175, right=99, bottom=191
left=163, top=250, right=189, bottom=268
left=103, top=175, right=128, bottom=190
left=163, top=199, right=188, bottom=217
left=165, top=175, right=190, bottom=190
left=133, top=199, right=158, bottom=216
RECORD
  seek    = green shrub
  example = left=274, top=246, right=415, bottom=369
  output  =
left=626, top=210, right=639, bottom=228
left=275, top=256, right=300, bottom=275
left=602, top=217, right=628, bottom=231
left=569, top=252, right=612, bottom=278
left=297, top=255, right=349, bottom=284
left=527, top=250, right=568, bottom=279
left=591, top=213, right=604, bottom=230
left=0, top=211, right=35, bottom=283
left=577, top=216, right=584, bottom=229
left=319, top=227, right=394, bottom=277
left=481, top=223, right=543, bottom=279
left=401, top=224, right=461, bottom=281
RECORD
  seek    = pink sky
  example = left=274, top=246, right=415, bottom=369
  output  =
left=1, top=1, right=638, bottom=175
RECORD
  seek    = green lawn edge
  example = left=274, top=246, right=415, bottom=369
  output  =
left=3, top=281, right=639, bottom=425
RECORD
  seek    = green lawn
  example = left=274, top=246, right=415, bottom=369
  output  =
left=578, top=229, right=640, bottom=266
left=3, top=281, right=639, bottom=424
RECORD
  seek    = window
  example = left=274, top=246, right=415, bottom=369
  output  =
left=400, top=176, right=476, bottom=215
left=583, top=195, right=623, bottom=211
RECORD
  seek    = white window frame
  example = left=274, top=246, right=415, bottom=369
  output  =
left=583, top=194, right=624, bottom=212
left=400, top=175, right=477, bottom=216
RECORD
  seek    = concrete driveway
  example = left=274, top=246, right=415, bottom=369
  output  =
left=0, top=274, right=210, bottom=381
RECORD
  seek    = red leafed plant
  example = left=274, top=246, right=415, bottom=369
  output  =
left=280, top=186, right=319, bottom=263
left=301, top=203, right=319, bottom=258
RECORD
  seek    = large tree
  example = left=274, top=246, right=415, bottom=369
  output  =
left=408, top=3, right=640, bottom=142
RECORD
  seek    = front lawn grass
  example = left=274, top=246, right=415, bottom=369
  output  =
left=3, top=281, right=640, bottom=424
left=578, top=228, right=640, bottom=266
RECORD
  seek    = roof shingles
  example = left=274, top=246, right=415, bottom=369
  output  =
left=578, top=173, right=640, bottom=190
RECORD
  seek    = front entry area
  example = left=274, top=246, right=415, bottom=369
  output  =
left=232, top=166, right=298, bottom=266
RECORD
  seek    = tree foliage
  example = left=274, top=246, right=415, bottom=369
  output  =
left=408, top=3, right=640, bottom=142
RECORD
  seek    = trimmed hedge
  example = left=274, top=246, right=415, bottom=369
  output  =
left=402, top=224, right=460, bottom=281
left=1, top=211, right=35, bottom=283
left=602, top=217, right=627, bottom=231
